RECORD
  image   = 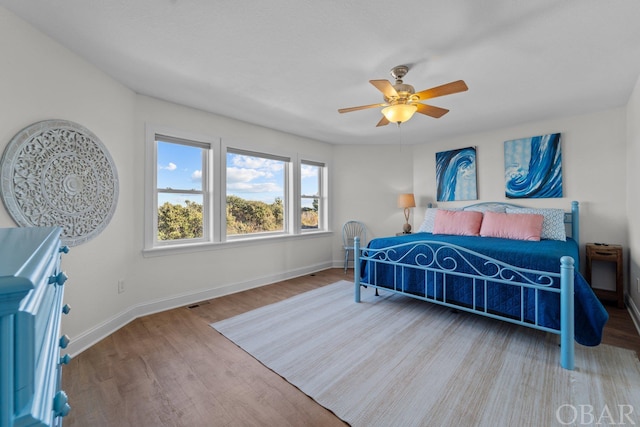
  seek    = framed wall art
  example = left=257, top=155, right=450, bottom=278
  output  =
left=436, top=146, right=477, bottom=202
left=504, top=133, right=562, bottom=199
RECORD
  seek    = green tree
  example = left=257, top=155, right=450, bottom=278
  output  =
left=158, top=200, right=203, bottom=240
left=226, top=195, right=283, bottom=234
left=158, top=196, right=286, bottom=238
left=272, top=197, right=284, bottom=225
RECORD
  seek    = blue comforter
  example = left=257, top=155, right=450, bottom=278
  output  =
left=361, top=233, right=608, bottom=346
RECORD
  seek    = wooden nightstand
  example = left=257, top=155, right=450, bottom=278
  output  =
left=585, top=243, right=624, bottom=308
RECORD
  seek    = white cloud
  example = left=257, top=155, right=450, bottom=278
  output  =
left=226, top=154, right=285, bottom=198
left=191, top=170, right=202, bottom=182
left=159, top=162, right=177, bottom=171
left=301, top=164, right=318, bottom=179
left=227, top=167, right=267, bottom=183
left=229, top=155, right=284, bottom=171
left=227, top=181, right=282, bottom=193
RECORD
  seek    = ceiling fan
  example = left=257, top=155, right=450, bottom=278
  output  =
left=338, top=65, right=468, bottom=127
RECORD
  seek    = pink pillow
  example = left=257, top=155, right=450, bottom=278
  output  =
left=433, top=210, right=483, bottom=236
left=480, top=212, right=544, bottom=241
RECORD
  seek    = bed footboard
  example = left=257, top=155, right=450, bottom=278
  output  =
left=353, top=236, right=575, bottom=370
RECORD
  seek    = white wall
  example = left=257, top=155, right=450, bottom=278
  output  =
left=332, top=144, right=415, bottom=249
left=0, top=8, right=334, bottom=356
left=130, top=95, right=335, bottom=307
left=0, top=8, right=137, bottom=350
left=626, top=75, right=640, bottom=318
left=332, top=109, right=630, bottom=282
left=412, top=109, right=628, bottom=270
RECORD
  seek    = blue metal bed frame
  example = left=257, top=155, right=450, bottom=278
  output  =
left=354, top=201, right=580, bottom=370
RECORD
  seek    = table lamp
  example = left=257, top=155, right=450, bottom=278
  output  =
left=397, top=193, right=416, bottom=234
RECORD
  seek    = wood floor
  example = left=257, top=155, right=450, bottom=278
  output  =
left=62, top=268, right=640, bottom=427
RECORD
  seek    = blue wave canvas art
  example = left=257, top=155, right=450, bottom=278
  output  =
left=504, top=133, right=562, bottom=199
left=436, top=146, right=477, bottom=202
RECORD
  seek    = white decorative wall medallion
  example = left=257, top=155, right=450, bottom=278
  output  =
left=1, top=120, right=119, bottom=246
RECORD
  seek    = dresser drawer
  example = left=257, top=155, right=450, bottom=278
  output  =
left=585, top=243, right=622, bottom=260
left=15, top=249, right=61, bottom=384
left=0, top=227, right=70, bottom=427
left=15, top=274, right=64, bottom=413
left=15, top=285, right=66, bottom=425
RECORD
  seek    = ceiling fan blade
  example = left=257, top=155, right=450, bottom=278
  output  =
left=414, top=80, right=468, bottom=101
left=338, top=103, right=387, bottom=113
left=370, top=80, right=398, bottom=98
left=376, top=116, right=390, bottom=127
left=415, top=103, right=449, bottom=118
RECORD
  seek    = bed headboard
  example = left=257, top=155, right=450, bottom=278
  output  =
left=432, top=201, right=580, bottom=245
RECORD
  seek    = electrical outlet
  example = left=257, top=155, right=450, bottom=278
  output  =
left=636, top=277, right=640, bottom=294
left=118, top=279, right=125, bottom=294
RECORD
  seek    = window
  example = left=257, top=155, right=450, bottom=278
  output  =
left=300, top=161, right=324, bottom=231
left=144, top=125, right=329, bottom=254
left=154, top=135, right=211, bottom=245
left=226, top=149, right=288, bottom=236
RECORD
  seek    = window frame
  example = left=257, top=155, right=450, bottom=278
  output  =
left=225, top=147, right=291, bottom=240
left=145, top=125, right=219, bottom=251
left=154, top=135, right=211, bottom=245
left=300, top=160, right=326, bottom=232
left=144, top=124, right=330, bottom=256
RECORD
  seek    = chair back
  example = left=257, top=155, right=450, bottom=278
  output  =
left=342, top=221, right=366, bottom=248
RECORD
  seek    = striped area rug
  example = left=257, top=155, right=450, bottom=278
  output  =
left=212, top=281, right=640, bottom=426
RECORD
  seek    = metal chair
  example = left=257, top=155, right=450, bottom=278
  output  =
left=342, top=220, right=366, bottom=273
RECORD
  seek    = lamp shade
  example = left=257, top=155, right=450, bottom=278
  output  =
left=397, top=193, right=416, bottom=209
left=382, top=104, right=418, bottom=124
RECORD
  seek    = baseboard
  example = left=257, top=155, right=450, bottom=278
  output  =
left=626, top=294, right=640, bottom=336
left=66, top=261, right=333, bottom=357
left=333, top=259, right=357, bottom=270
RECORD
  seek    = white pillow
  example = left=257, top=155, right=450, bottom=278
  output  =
left=505, top=207, right=566, bottom=241
left=418, top=208, right=461, bottom=233
left=464, top=204, right=506, bottom=213
left=417, top=208, right=438, bottom=233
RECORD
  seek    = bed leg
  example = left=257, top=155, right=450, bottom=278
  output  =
left=560, top=256, right=575, bottom=370
left=354, top=237, right=361, bottom=303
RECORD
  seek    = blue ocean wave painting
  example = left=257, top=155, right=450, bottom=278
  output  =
left=436, top=146, right=477, bottom=202
left=504, top=133, right=562, bottom=199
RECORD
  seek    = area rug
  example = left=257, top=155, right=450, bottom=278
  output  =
left=212, top=281, right=640, bottom=426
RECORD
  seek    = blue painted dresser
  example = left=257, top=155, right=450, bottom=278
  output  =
left=0, top=227, right=71, bottom=426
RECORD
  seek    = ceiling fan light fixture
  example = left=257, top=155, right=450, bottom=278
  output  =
left=338, top=65, right=467, bottom=127
left=382, top=104, right=418, bottom=124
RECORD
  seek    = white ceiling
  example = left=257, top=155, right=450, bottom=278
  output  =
left=3, top=0, right=640, bottom=145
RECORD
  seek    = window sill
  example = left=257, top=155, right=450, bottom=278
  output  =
left=142, top=230, right=333, bottom=257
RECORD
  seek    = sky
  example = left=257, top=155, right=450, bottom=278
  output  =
left=156, top=140, right=319, bottom=207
